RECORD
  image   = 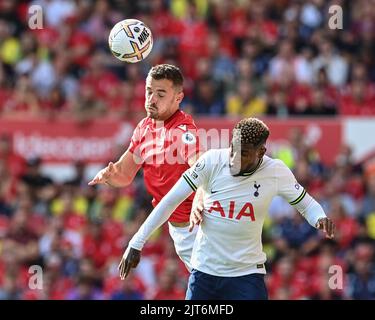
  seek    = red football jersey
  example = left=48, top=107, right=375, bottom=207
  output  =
left=128, top=110, right=202, bottom=223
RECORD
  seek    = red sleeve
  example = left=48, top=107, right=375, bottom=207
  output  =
left=128, top=122, right=142, bottom=156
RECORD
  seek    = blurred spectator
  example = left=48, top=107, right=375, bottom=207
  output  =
left=110, top=272, right=144, bottom=300
left=360, top=174, right=375, bottom=220
left=226, top=79, right=266, bottom=117
left=346, top=242, right=375, bottom=299
left=66, top=161, right=87, bottom=187
left=66, top=275, right=104, bottom=300
left=20, top=157, right=53, bottom=207
left=150, top=260, right=186, bottom=300
left=341, top=79, right=375, bottom=115
left=4, top=207, right=39, bottom=264
left=312, top=38, right=349, bottom=87
left=304, top=87, right=336, bottom=116
left=267, top=90, right=289, bottom=117
left=274, top=211, right=319, bottom=254
left=0, top=272, right=22, bottom=300
left=192, top=77, right=224, bottom=115
left=268, top=40, right=297, bottom=86
left=295, top=46, right=315, bottom=85
left=267, top=255, right=308, bottom=300
left=0, top=134, right=26, bottom=178
left=328, top=197, right=359, bottom=249
left=0, top=159, right=17, bottom=215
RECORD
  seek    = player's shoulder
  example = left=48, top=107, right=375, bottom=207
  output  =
left=201, top=148, right=228, bottom=165
left=172, top=110, right=197, bottom=130
left=191, top=149, right=227, bottom=174
left=261, top=155, right=291, bottom=174
left=262, top=155, right=284, bottom=167
left=202, top=148, right=226, bottom=157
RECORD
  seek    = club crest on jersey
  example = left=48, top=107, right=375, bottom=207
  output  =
left=253, top=182, right=261, bottom=197
left=182, top=131, right=196, bottom=145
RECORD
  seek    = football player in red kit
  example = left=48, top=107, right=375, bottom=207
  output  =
left=89, top=64, right=203, bottom=270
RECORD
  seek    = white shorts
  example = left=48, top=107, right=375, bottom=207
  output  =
left=168, top=223, right=198, bottom=272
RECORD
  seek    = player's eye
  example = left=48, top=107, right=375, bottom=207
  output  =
left=158, top=94, right=165, bottom=98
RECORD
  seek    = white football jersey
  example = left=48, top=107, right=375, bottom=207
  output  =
left=182, top=149, right=308, bottom=277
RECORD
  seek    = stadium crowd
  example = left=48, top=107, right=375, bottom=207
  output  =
left=1, top=0, right=375, bottom=120
left=0, top=0, right=375, bottom=299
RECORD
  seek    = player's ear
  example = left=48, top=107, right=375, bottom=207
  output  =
left=258, top=145, right=267, bottom=157
left=176, top=91, right=184, bottom=103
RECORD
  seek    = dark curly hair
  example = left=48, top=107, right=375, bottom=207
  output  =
left=233, top=118, right=270, bottom=147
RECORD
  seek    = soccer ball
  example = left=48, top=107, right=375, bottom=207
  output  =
left=108, top=19, right=153, bottom=63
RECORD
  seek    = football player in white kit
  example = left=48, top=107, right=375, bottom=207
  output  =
left=119, top=118, right=335, bottom=299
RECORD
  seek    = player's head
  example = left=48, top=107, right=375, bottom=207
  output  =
left=229, top=118, right=269, bottom=176
left=145, top=64, right=184, bottom=120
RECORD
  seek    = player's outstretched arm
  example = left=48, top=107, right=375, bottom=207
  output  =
left=295, top=195, right=336, bottom=239
left=276, top=160, right=335, bottom=239
left=88, top=150, right=141, bottom=188
left=118, top=176, right=194, bottom=279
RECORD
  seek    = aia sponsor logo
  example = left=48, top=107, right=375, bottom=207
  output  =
left=208, top=201, right=255, bottom=221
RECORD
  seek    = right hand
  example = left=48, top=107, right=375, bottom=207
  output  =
left=88, top=162, right=116, bottom=186
left=189, top=202, right=204, bottom=232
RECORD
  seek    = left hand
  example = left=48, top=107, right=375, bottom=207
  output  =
left=118, top=247, right=141, bottom=280
left=316, top=217, right=335, bottom=239
left=189, top=201, right=204, bottom=232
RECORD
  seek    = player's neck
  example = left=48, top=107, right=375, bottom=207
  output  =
left=152, top=109, right=180, bottom=124
left=234, top=158, right=263, bottom=177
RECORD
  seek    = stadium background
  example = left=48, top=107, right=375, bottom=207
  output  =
left=0, top=0, right=375, bottom=300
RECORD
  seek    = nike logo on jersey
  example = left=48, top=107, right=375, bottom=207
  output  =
left=211, top=189, right=219, bottom=194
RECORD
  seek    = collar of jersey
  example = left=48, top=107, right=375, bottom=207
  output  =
left=151, top=110, right=181, bottom=128
left=236, top=158, right=263, bottom=177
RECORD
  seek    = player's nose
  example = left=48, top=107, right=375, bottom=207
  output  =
left=149, top=94, right=157, bottom=104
